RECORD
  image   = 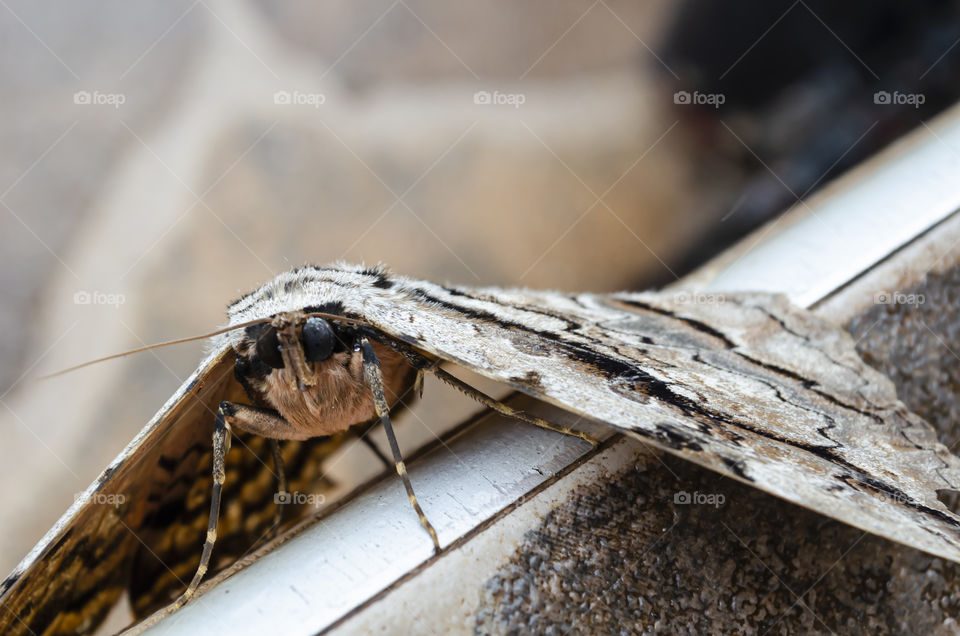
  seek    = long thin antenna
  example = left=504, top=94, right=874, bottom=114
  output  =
left=38, top=318, right=273, bottom=380
left=39, top=311, right=369, bottom=380
left=303, top=312, right=367, bottom=326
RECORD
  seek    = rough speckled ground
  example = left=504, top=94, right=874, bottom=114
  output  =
left=848, top=264, right=960, bottom=450
left=474, top=263, right=960, bottom=634
left=476, top=460, right=960, bottom=635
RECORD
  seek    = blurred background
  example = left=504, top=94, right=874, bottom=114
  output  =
left=3, top=0, right=960, bottom=579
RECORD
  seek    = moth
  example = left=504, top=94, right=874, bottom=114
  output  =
left=3, top=262, right=960, bottom=635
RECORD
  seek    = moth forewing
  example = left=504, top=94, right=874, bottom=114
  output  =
left=341, top=274, right=960, bottom=563
left=220, top=264, right=960, bottom=566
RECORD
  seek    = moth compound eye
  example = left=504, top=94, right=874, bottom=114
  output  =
left=256, top=325, right=284, bottom=369
left=302, top=316, right=336, bottom=362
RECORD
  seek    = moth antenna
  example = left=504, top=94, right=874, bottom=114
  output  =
left=38, top=312, right=366, bottom=380
left=303, top=312, right=369, bottom=326
left=37, top=318, right=274, bottom=380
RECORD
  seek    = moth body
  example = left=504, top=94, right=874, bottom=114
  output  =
left=233, top=311, right=416, bottom=440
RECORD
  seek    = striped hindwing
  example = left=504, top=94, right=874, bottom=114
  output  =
left=127, top=424, right=344, bottom=618
left=0, top=348, right=235, bottom=636
left=0, top=346, right=349, bottom=634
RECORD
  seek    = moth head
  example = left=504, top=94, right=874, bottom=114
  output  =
left=243, top=312, right=348, bottom=390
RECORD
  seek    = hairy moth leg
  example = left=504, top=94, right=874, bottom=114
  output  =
left=243, top=439, right=291, bottom=556
left=217, top=402, right=302, bottom=439
left=235, top=356, right=291, bottom=530
left=355, top=369, right=427, bottom=470
left=352, top=418, right=393, bottom=469
left=266, top=439, right=287, bottom=539
left=360, top=338, right=441, bottom=554
left=428, top=366, right=598, bottom=446
left=173, top=402, right=301, bottom=611
left=220, top=405, right=300, bottom=551
left=171, top=405, right=231, bottom=611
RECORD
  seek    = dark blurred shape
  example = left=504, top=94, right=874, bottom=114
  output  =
left=653, top=0, right=960, bottom=283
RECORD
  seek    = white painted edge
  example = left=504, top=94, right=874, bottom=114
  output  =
left=682, top=103, right=960, bottom=308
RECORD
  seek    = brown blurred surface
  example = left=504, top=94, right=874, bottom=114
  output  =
left=0, top=0, right=695, bottom=579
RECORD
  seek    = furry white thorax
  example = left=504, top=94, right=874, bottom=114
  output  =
left=219, top=263, right=412, bottom=351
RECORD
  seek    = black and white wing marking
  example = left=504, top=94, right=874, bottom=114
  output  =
left=400, top=284, right=960, bottom=561
left=225, top=264, right=960, bottom=563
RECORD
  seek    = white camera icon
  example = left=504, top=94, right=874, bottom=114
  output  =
left=273, top=90, right=292, bottom=105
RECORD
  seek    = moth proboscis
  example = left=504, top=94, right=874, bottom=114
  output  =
left=3, top=262, right=960, bottom=635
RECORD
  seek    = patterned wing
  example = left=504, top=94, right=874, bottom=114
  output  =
left=359, top=282, right=960, bottom=563
left=0, top=345, right=349, bottom=634
left=127, top=428, right=344, bottom=618
left=0, top=348, right=235, bottom=635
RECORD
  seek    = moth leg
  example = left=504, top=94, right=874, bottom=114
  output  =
left=171, top=403, right=232, bottom=611
left=360, top=337, right=441, bottom=554
left=266, top=439, right=288, bottom=539
left=245, top=439, right=289, bottom=554
left=429, top=366, right=598, bottom=445
left=354, top=367, right=425, bottom=470
left=235, top=358, right=291, bottom=534
left=362, top=436, right=391, bottom=468
left=353, top=418, right=393, bottom=469
left=216, top=404, right=299, bottom=547
left=414, top=368, right=425, bottom=399
left=216, top=402, right=300, bottom=439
